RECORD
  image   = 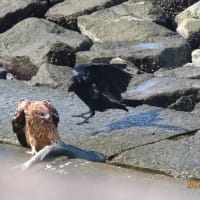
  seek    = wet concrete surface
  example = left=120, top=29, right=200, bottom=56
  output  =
left=0, top=143, right=200, bottom=200
left=0, top=143, right=29, bottom=166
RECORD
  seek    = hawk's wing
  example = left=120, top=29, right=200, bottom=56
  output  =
left=12, top=99, right=30, bottom=147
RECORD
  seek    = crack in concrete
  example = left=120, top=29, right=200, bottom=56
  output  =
left=106, top=161, right=174, bottom=177
left=107, top=127, right=200, bottom=161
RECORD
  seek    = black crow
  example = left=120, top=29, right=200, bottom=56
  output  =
left=68, top=63, right=134, bottom=124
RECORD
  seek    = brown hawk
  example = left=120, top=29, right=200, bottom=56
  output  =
left=12, top=99, right=60, bottom=155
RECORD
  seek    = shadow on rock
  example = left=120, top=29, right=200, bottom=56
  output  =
left=107, top=108, right=187, bottom=132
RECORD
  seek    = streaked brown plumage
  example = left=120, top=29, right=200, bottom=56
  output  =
left=12, top=99, right=60, bottom=155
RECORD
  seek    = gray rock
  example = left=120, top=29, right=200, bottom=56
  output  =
left=176, top=2, right=200, bottom=49
left=0, top=0, right=62, bottom=33
left=76, top=1, right=191, bottom=73
left=0, top=56, right=37, bottom=80
left=76, top=35, right=192, bottom=72
left=175, top=2, right=200, bottom=27
left=125, top=76, right=200, bottom=111
left=0, top=0, right=49, bottom=33
left=78, top=3, right=173, bottom=43
left=30, top=63, right=72, bottom=89
left=192, top=49, right=200, bottom=64
left=155, top=63, right=200, bottom=79
left=111, top=131, right=200, bottom=179
left=152, top=0, right=199, bottom=30
left=192, top=102, right=200, bottom=116
left=1, top=80, right=200, bottom=178
left=0, top=18, right=92, bottom=79
left=45, top=0, right=129, bottom=31
left=75, top=1, right=192, bottom=71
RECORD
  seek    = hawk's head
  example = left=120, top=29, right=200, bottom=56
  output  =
left=24, top=101, right=52, bottom=122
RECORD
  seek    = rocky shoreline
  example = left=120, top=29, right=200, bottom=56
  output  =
left=0, top=0, right=200, bottom=179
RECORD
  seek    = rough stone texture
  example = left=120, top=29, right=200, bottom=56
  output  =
left=30, top=63, right=72, bottom=89
left=192, top=49, right=200, bottom=64
left=111, top=131, right=200, bottom=179
left=155, top=63, right=200, bottom=79
left=0, top=56, right=38, bottom=80
left=0, top=17, right=92, bottom=79
left=192, top=102, right=200, bottom=116
left=175, top=2, right=200, bottom=27
left=1, top=80, right=200, bottom=178
left=152, top=0, right=199, bottom=30
left=45, top=0, right=129, bottom=31
left=75, top=0, right=192, bottom=72
left=0, top=0, right=64, bottom=33
left=78, top=4, right=173, bottom=43
left=0, top=0, right=48, bottom=33
left=176, top=2, right=200, bottom=49
left=125, top=76, right=200, bottom=111
left=76, top=35, right=192, bottom=72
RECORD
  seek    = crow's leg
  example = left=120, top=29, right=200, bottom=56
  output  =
left=76, top=111, right=95, bottom=125
left=72, top=110, right=92, bottom=118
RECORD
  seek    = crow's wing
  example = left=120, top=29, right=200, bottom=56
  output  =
left=42, top=100, right=59, bottom=127
left=12, top=100, right=29, bottom=147
left=74, top=63, right=132, bottom=102
left=73, top=63, right=127, bottom=75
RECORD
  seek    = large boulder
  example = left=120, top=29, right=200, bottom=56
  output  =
left=0, top=56, right=37, bottom=80
left=30, top=63, right=72, bottom=89
left=176, top=1, right=200, bottom=49
left=111, top=129, right=200, bottom=179
left=155, top=63, right=200, bottom=79
left=0, top=0, right=63, bottom=33
left=78, top=2, right=173, bottom=43
left=125, top=76, right=200, bottom=111
left=76, top=1, right=192, bottom=72
left=0, top=17, right=92, bottom=79
left=192, top=49, right=200, bottom=64
left=152, top=0, right=199, bottom=30
left=45, top=0, right=129, bottom=31
left=76, top=35, right=192, bottom=72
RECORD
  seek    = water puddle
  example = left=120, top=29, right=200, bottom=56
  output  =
left=0, top=143, right=28, bottom=166
left=0, top=143, right=200, bottom=200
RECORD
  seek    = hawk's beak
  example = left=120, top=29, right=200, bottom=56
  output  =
left=39, top=113, right=51, bottom=121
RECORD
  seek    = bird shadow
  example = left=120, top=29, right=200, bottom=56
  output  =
left=106, top=108, right=187, bottom=133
